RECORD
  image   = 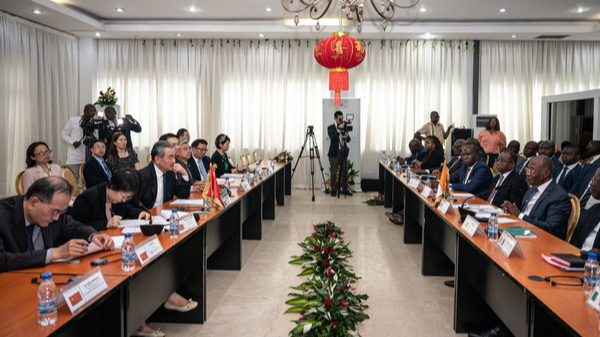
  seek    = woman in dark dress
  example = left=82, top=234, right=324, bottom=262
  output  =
left=106, top=132, right=140, bottom=172
left=210, top=133, right=249, bottom=177
left=412, top=135, right=445, bottom=170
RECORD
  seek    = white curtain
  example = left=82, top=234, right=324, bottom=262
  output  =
left=0, top=11, right=78, bottom=196
left=97, top=38, right=473, bottom=185
left=479, top=41, right=600, bottom=143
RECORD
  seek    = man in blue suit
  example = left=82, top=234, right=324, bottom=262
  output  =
left=83, top=139, right=112, bottom=188
left=449, top=144, right=492, bottom=195
left=554, top=145, right=582, bottom=191
left=570, top=168, right=600, bottom=249
left=539, top=140, right=562, bottom=177
left=502, top=156, right=572, bottom=240
left=569, top=163, right=600, bottom=210
left=188, top=138, right=211, bottom=182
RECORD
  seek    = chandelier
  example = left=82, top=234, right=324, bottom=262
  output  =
left=281, top=0, right=420, bottom=32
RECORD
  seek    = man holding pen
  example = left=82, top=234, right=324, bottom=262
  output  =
left=0, top=176, right=114, bottom=272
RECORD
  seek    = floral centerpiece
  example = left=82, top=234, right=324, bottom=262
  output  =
left=363, top=194, right=384, bottom=206
left=275, top=150, right=293, bottom=163
left=286, top=221, right=369, bottom=336
left=94, top=86, right=118, bottom=107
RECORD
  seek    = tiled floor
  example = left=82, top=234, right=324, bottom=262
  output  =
left=152, top=190, right=465, bottom=336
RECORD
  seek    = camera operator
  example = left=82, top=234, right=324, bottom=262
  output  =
left=99, top=107, right=142, bottom=151
left=62, top=104, right=98, bottom=184
left=327, top=111, right=351, bottom=197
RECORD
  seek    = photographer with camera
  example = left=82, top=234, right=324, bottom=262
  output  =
left=327, top=111, right=352, bottom=197
left=99, top=106, right=142, bottom=151
left=61, top=104, right=98, bottom=183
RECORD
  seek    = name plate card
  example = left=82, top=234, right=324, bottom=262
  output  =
left=61, top=267, right=108, bottom=314
left=221, top=191, right=232, bottom=207
left=179, top=214, right=197, bottom=234
left=587, top=285, right=600, bottom=311
left=135, top=234, right=164, bottom=266
left=496, top=231, right=525, bottom=258
left=437, top=199, right=455, bottom=215
left=461, top=215, right=485, bottom=237
left=267, top=166, right=274, bottom=175
left=243, top=180, right=252, bottom=191
left=408, top=178, right=420, bottom=188
left=421, top=186, right=432, bottom=198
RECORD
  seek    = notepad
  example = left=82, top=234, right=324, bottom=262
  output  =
left=500, top=226, right=536, bottom=238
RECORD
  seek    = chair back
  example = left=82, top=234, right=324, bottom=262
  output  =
left=228, top=156, right=236, bottom=168
left=61, top=166, right=80, bottom=196
left=246, top=153, right=252, bottom=165
left=253, top=151, right=258, bottom=162
left=79, top=163, right=87, bottom=191
left=566, top=193, right=581, bottom=243
left=15, top=171, right=25, bottom=195
left=239, top=155, right=248, bottom=167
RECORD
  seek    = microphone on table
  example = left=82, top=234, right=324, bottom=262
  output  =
left=458, top=184, right=509, bottom=222
left=138, top=202, right=153, bottom=225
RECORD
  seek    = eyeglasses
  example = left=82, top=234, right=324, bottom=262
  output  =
left=118, top=192, right=134, bottom=203
left=525, top=167, right=537, bottom=175
left=195, top=147, right=208, bottom=152
left=40, top=202, right=68, bottom=216
left=35, top=149, right=52, bottom=156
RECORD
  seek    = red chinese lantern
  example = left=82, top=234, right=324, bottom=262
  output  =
left=314, top=32, right=366, bottom=106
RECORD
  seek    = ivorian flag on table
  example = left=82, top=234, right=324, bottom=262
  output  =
left=434, top=161, right=450, bottom=207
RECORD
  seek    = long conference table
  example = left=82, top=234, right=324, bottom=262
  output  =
left=379, top=161, right=597, bottom=337
left=1, top=162, right=291, bottom=337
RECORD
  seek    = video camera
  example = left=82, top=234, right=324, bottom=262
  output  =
left=338, top=113, right=354, bottom=132
left=79, top=112, right=109, bottom=146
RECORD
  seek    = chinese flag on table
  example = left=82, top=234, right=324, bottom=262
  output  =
left=434, top=161, right=450, bottom=207
left=202, top=164, right=224, bottom=211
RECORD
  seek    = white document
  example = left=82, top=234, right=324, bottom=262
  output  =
left=497, top=218, right=519, bottom=224
left=169, top=199, right=204, bottom=206
left=453, top=192, right=474, bottom=198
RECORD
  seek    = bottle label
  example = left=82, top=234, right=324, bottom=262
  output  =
left=38, top=300, right=56, bottom=314
left=122, top=251, right=134, bottom=263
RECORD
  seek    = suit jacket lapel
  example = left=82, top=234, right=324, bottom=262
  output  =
left=149, top=163, right=158, bottom=201
left=12, top=196, right=28, bottom=252
left=529, top=183, right=555, bottom=216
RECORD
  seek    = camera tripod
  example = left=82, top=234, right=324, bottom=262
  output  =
left=336, top=135, right=352, bottom=198
left=291, top=125, right=327, bottom=202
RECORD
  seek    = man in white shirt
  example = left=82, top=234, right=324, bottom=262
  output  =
left=517, top=141, right=539, bottom=179
left=61, top=104, right=97, bottom=184
left=554, top=145, right=582, bottom=191
left=502, top=156, right=572, bottom=240
left=414, top=110, right=453, bottom=146
left=188, top=139, right=210, bottom=182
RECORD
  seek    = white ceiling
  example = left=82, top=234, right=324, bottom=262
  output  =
left=1, top=0, right=600, bottom=40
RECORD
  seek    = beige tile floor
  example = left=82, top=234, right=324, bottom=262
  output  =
left=153, top=190, right=466, bottom=337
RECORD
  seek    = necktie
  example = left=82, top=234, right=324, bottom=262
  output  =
left=557, top=167, right=568, bottom=184
left=101, top=161, right=112, bottom=179
left=162, top=173, right=168, bottom=203
left=463, top=167, right=472, bottom=185
left=198, top=159, right=207, bottom=181
left=580, top=185, right=592, bottom=207
left=487, top=175, right=505, bottom=203
left=26, top=225, right=35, bottom=251
left=521, top=187, right=539, bottom=212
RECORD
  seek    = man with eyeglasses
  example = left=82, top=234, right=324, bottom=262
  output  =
left=502, top=156, right=572, bottom=240
left=188, top=139, right=211, bottom=182
left=0, top=176, right=114, bottom=272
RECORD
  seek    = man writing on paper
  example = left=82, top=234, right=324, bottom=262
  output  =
left=0, top=177, right=114, bottom=272
left=502, top=156, right=572, bottom=240
left=139, top=141, right=192, bottom=209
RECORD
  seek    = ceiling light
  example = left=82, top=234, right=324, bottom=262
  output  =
left=419, top=7, right=428, bottom=13
left=259, top=34, right=265, bottom=38
left=187, top=6, right=200, bottom=13
left=116, top=7, right=125, bottom=12
left=266, top=7, right=272, bottom=12
left=95, top=32, right=101, bottom=37
left=282, top=0, right=418, bottom=31
left=510, top=35, right=518, bottom=39
left=499, top=8, right=507, bottom=13
left=32, top=9, right=43, bottom=14
left=423, top=33, right=433, bottom=39
left=574, top=7, right=588, bottom=13
left=176, top=34, right=182, bottom=37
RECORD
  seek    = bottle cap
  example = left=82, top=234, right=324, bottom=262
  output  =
left=590, top=252, right=598, bottom=260
left=41, top=272, right=52, bottom=281
left=491, top=213, right=497, bottom=217
left=124, top=232, right=132, bottom=238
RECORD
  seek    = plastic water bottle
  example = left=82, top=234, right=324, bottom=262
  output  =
left=448, top=184, right=455, bottom=202
left=121, top=232, right=136, bottom=271
left=37, top=272, right=57, bottom=326
left=270, top=159, right=275, bottom=171
left=425, top=177, right=431, bottom=188
left=225, top=177, right=231, bottom=188
left=488, top=213, right=499, bottom=242
left=584, top=252, right=600, bottom=296
left=169, top=209, right=180, bottom=239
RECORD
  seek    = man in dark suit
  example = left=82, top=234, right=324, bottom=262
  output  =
left=570, top=168, right=600, bottom=249
left=99, top=106, right=142, bottom=150
left=517, top=141, right=539, bottom=178
left=507, top=140, right=525, bottom=172
left=503, top=156, right=572, bottom=240
left=539, top=140, right=562, bottom=177
left=83, top=139, right=113, bottom=188
left=188, top=138, right=211, bottom=182
left=569, top=163, right=600, bottom=210
left=481, top=149, right=528, bottom=207
left=554, top=145, right=582, bottom=191
left=0, top=177, right=114, bottom=272
left=449, top=144, right=493, bottom=195
left=447, top=138, right=466, bottom=175
left=582, top=140, right=600, bottom=164
left=327, top=111, right=350, bottom=196
left=176, top=140, right=194, bottom=179
left=139, top=141, right=192, bottom=209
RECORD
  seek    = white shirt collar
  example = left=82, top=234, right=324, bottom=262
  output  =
left=153, top=163, right=165, bottom=179
left=534, top=179, right=552, bottom=195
